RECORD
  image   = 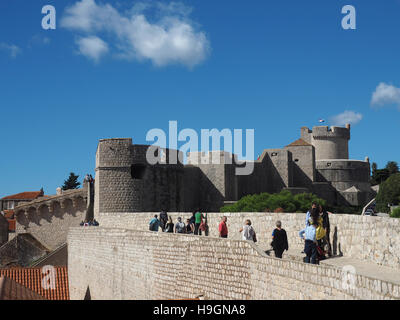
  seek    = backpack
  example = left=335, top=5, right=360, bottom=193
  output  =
left=252, top=231, right=257, bottom=243
left=149, top=219, right=157, bottom=231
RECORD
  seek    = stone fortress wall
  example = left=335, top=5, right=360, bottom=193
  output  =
left=95, top=138, right=185, bottom=214
left=68, top=227, right=400, bottom=300
left=94, top=125, right=375, bottom=215
left=12, top=188, right=88, bottom=250
left=96, top=212, right=400, bottom=270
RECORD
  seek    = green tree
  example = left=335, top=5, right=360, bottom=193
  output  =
left=62, top=172, right=81, bottom=191
left=376, top=173, right=400, bottom=213
left=220, top=190, right=326, bottom=213
left=391, top=207, right=400, bottom=218
left=385, top=161, right=399, bottom=175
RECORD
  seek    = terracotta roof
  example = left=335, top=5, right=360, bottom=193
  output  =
left=286, top=138, right=312, bottom=147
left=0, top=276, right=46, bottom=300
left=0, top=267, right=69, bottom=300
left=1, top=191, right=43, bottom=201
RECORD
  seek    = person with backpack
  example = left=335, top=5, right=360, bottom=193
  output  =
left=239, top=219, right=257, bottom=242
left=271, top=221, right=288, bottom=258
left=174, top=217, right=185, bottom=234
left=149, top=215, right=160, bottom=232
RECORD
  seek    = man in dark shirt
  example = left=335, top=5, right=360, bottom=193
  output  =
left=271, top=221, right=289, bottom=258
left=159, top=211, right=168, bottom=232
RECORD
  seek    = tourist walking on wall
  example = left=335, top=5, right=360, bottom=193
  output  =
left=160, top=211, right=168, bottom=232
left=149, top=215, right=160, bottom=232
left=219, top=216, right=228, bottom=238
left=194, top=209, right=205, bottom=235
left=185, top=218, right=194, bottom=234
left=271, top=221, right=288, bottom=258
left=165, top=216, right=174, bottom=233
left=174, top=217, right=185, bottom=234
left=239, top=219, right=257, bottom=242
left=299, top=215, right=319, bottom=264
left=199, top=212, right=208, bottom=236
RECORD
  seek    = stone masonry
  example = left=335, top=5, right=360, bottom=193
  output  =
left=68, top=228, right=400, bottom=300
left=97, top=212, right=400, bottom=270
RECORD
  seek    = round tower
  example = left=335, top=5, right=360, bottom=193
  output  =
left=311, top=124, right=350, bottom=160
left=94, top=138, right=184, bottom=219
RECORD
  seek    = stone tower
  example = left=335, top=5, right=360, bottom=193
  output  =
left=94, top=138, right=184, bottom=217
left=301, top=124, right=350, bottom=160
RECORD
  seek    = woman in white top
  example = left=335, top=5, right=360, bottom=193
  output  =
left=239, top=219, right=256, bottom=241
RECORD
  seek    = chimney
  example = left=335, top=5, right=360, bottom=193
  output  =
left=345, top=123, right=351, bottom=130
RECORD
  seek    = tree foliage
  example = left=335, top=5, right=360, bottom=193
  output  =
left=62, top=172, right=81, bottom=191
left=371, top=161, right=399, bottom=186
left=391, top=207, right=400, bottom=219
left=376, top=173, right=400, bottom=213
left=220, top=190, right=326, bottom=213
left=386, top=161, right=399, bottom=175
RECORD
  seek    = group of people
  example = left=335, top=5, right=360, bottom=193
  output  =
left=149, top=210, right=209, bottom=235
left=299, top=202, right=332, bottom=264
left=217, top=216, right=257, bottom=242
left=80, top=219, right=99, bottom=227
left=148, top=202, right=332, bottom=265
left=83, top=174, right=94, bottom=185
left=269, top=202, right=332, bottom=264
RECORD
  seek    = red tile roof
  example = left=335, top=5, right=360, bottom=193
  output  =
left=0, top=267, right=69, bottom=300
left=1, top=191, right=44, bottom=201
left=0, top=276, right=46, bottom=300
left=286, top=138, right=312, bottom=147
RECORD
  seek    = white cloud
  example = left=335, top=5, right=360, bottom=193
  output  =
left=76, top=36, right=109, bottom=62
left=330, top=111, right=363, bottom=126
left=371, top=82, right=400, bottom=108
left=60, top=0, right=210, bottom=68
left=0, top=43, right=21, bottom=58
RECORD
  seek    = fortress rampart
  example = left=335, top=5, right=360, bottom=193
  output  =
left=67, top=227, right=400, bottom=300
left=95, top=139, right=184, bottom=215
left=96, top=212, right=400, bottom=270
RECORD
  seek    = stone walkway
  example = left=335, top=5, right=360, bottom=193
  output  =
left=259, top=244, right=400, bottom=286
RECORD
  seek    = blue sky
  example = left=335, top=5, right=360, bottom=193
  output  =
left=0, top=0, right=399, bottom=197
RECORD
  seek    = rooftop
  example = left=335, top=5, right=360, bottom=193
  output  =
left=0, top=276, right=46, bottom=300
left=285, top=138, right=312, bottom=147
left=0, top=267, right=69, bottom=300
left=1, top=191, right=44, bottom=201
